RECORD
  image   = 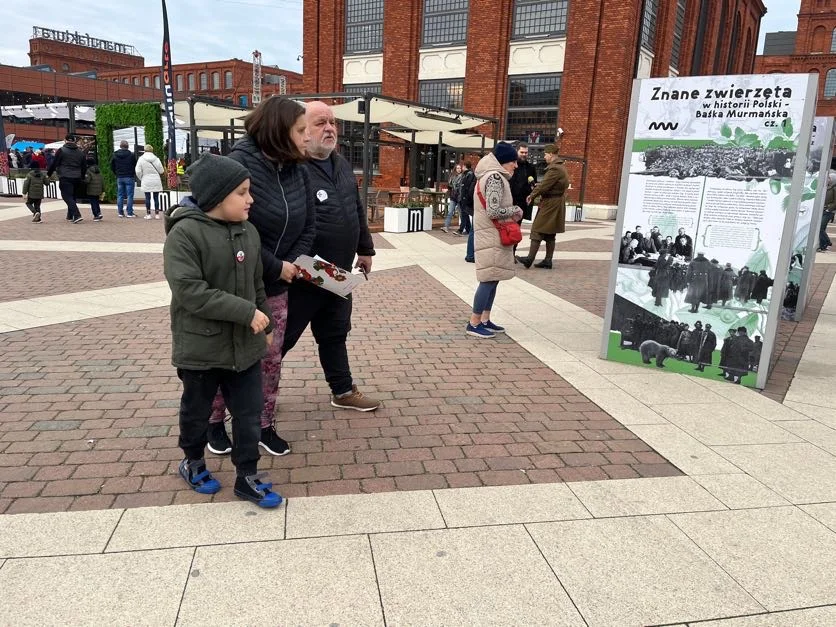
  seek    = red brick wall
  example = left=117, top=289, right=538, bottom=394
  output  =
left=1, top=64, right=159, bottom=104
left=463, top=0, right=513, bottom=124
left=29, top=39, right=144, bottom=73
left=303, top=0, right=767, bottom=206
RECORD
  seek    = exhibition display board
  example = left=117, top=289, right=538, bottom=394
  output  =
left=788, top=116, right=835, bottom=321
left=601, top=74, right=819, bottom=389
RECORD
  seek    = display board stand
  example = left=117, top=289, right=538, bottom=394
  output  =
left=600, top=74, right=819, bottom=390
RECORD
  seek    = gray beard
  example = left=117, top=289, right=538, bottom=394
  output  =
left=308, top=144, right=335, bottom=160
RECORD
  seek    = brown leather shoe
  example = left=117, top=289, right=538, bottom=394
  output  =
left=331, top=385, right=381, bottom=412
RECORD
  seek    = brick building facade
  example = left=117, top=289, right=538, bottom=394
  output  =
left=303, top=0, right=766, bottom=214
left=754, top=0, right=836, bottom=117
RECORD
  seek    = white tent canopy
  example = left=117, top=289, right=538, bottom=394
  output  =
left=330, top=97, right=488, bottom=132
left=382, top=129, right=495, bottom=149
left=1, top=104, right=95, bottom=122
left=173, top=101, right=247, bottom=128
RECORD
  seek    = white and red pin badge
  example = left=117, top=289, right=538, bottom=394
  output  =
left=236, top=250, right=246, bottom=263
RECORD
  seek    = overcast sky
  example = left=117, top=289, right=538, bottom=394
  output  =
left=0, top=0, right=803, bottom=72
left=0, top=0, right=303, bottom=71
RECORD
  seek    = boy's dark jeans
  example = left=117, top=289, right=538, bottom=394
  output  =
left=177, top=362, right=262, bottom=476
left=89, top=197, right=102, bottom=218
left=25, top=198, right=42, bottom=214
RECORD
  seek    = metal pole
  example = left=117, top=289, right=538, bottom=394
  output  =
left=361, top=93, right=371, bottom=213
left=435, top=132, right=443, bottom=191
left=188, top=98, right=198, bottom=162
left=68, top=103, right=76, bottom=136
left=133, top=127, right=139, bottom=152
left=409, top=131, right=417, bottom=187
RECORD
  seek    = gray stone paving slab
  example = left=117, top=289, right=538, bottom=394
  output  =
left=0, top=548, right=192, bottom=626
left=0, top=509, right=122, bottom=558
left=178, top=535, right=383, bottom=626
left=801, top=502, right=836, bottom=533
left=372, top=525, right=584, bottom=626
left=106, top=501, right=285, bottom=552
left=694, top=606, right=836, bottom=626
left=627, top=423, right=743, bottom=475
left=692, top=474, right=791, bottom=509
left=285, top=491, right=445, bottom=539
left=670, top=507, right=836, bottom=611
left=433, top=483, right=591, bottom=527
left=567, top=476, right=726, bottom=517
left=713, top=443, right=836, bottom=503
left=650, top=403, right=801, bottom=446
left=527, top=516, right=763, bottom=626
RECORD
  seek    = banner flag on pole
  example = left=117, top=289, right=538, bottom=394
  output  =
left=161, top=0, right=178, bottom=189
left=0, top=117, right=9, bottom=177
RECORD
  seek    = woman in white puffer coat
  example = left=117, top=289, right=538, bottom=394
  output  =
left=135, top=144, right=165, bottom=219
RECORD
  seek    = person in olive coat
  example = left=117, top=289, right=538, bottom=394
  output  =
left=517, top=143, right=569, bottom=269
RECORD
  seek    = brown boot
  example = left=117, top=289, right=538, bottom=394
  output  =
left=516, top=240, right=541, bottom=269
left=331, top=385, right=381, bottom=412
left=534, top=240, right=555, bottom=269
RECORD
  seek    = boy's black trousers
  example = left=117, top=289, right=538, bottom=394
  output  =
left=177, top=362, right=262, bottom=477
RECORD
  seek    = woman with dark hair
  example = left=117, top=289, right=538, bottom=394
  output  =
left=207, top=97, right=316, bottom=458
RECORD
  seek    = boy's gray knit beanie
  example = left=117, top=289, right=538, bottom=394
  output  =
left=187, top=153, right=250, bottom=211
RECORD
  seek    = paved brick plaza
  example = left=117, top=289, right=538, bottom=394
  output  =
left=0, top=201, right=833, bottom=515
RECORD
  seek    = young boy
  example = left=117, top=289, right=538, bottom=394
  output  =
left=163, top=153, right=282, bottom=508
left=22, top=166, right=49, bottom=223
left=84, top=163, right=104, bottom=221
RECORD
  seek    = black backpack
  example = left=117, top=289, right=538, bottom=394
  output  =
left=459, top=170, right=477, bottom=214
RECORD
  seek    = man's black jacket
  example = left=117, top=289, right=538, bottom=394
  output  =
left=305, top=153, right=375, bottom=270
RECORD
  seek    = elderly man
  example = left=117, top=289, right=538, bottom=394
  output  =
left=281, top=101, right=380, bottom=411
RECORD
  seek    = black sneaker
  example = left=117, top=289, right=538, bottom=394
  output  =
left=258, top=427, right=290, bottom=456
left=207, top=421, right=232, bottom=455
left=72, top=217, right=84, bottom=224
left=32, top=212, right=41, bottom=223
left=234, top=473, right=282, bottom=508
left=93, top=215, right=103, bottom=221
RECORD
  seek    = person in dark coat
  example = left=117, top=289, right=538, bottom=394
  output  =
left=650, top=226, right=664, bottom=252
left=752, top=270, right=774, bottom=305
left=695, top=323, right=717, bottom=371
left=110, top=140, right=138, bottom=218
left=509, top=142, right=537, bottom=221
left=207, top=97, right=317, bottom=458
left=685, top=253, right=712, bottom=313
left=47, top=134, right=87, bottom=223
left=22, top=166, right=49, bottom=223
left=281, top=100, right=380, bottom=413
left=688, top=321, right=704, bottom=363
left=719, top=263, right=736, bottom=305
left=672, top=235, right=693, bottom=260
left=735, top=266, right=756, bottom=303
left=750, top=335, right=763, bottom=371
left=460, top=162, right=477, bottom=263
left=718, top=328, right=736, bottom=377
left=649, top=251, right=673, bottom=306
left=518, top=143, right=568, bottom=269
left=725, top=327, right=755, bottom=384
left=83, top=164, right=104, bottom=221
left=706, top=259, right=722, bottom=309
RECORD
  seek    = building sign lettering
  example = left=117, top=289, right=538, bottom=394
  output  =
left=32, top=26, right=138, bottom=56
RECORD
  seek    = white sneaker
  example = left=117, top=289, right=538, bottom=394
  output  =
left=144, top=214, right=153, bottom=220
left=154, top=213, right=161, bottom=220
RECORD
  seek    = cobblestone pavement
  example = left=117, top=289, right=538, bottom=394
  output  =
left=0, top=209, right=681, bottom=514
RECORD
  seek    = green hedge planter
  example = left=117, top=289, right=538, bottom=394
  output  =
left=95, top=103, right=164, bottom=202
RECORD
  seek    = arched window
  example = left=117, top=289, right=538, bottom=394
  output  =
left=133, top=77, right=140, bottom=85
left=188, top=73, right=195, bottom=90
left=830, top=28, right=836, bottom=53
left=726, top=13, right=741, bottom=73
left=143, top=76, right=150, bottom=87
left=825, top=69, right=836, bottom=98
left=743, top=28, right=753, bottom=71
left=212, top=72, right=220, bottom=90
left=200, top=73, right=207, bottom=89
left=154, top=75, right=161, bottom=89
left=176, top=74, right=184, bottom=92
left=225, top=71, right=233, bottom=89
left=813, top=25, right=827, bottom=53
left=713, top=0, right=729, bottom=74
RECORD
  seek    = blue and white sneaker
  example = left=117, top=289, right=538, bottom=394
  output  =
left=466, top=323, right=496, bottom=339
left=482, top=320, right=505, bottom=333
left=179, top=458, right=221, bottom=495
left=234, top=473, right=283, bottom=508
